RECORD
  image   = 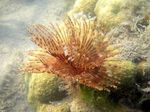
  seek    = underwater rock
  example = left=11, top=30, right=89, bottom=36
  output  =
left=68, top=0, right=98, bottom=16
left=107, top=18, right=150, bottom=61
left=139, top=94, right=150, bottom=112
left=94, top=0, right=150, bottom=28
left=70, top=95, right=99, bottom=112
left=24, top=1, right=150, bottom=111
left=105, top=18, right=150, bottom=111
left=78, top=86, right=129, bottom=112
left=37, top=102, right=70, bottom=112
left=27, top=73, right=67, bottom=105
left=95, top=0, right=126, bottom=27
left=105, top=60, right=136, bottom=79
left=110, top=76, right=143, bottom=109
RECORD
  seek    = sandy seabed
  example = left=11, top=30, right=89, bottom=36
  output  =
left=0, top=0, right=74, bottom=111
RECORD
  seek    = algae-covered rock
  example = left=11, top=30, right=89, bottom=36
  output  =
left=76, top=86, right=128, bottom=112
left=94, top=0, right=150, bottom=28
left=102, top=17, right=150, bottom=111
left=105, top=60, right=136, bottom=78
left=27, top=73, right=67, bottom=105
left=70, top=95, right=99, bottom=112
left=95, top=0, right=126, bottom=27
left=25, top=1, right=150, bottom=111
left=37, top=102, right=70, bottom=112
left=139, top=94, right=150, bottom=112
left=106, top=17, right=150, bottom=61
left=68, top=0, right=98, bottom=16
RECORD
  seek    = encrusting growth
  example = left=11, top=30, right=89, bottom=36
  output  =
left=23, top=16, right=121, bottom=91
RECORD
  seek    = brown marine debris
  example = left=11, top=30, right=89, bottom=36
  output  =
left=22, top=16, right=121, bottom=91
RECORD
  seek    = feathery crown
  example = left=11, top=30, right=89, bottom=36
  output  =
left=23, top=16, right=120, bottom=91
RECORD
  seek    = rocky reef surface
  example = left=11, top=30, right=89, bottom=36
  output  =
left=26, top=0, right=150, bottom=112
left=0, top=0, right=150, bottom=112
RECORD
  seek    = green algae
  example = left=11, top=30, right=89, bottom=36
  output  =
left=105, top=60, right=137, bottom=79
left=79, top=85, right=127, bottom=112
left=68, top=0, right=98, bottom=16
left=37, top=102, right=70, bottom=112
left=27, top=73, right=67, bottom=108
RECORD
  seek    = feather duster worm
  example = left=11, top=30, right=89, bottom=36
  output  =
left=23, top=16, right=121, bottom=91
